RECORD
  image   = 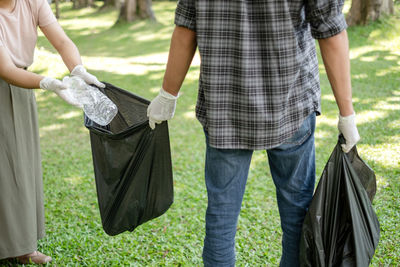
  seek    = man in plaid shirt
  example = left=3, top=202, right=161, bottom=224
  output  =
left=147, top=0, right=360, bottom=266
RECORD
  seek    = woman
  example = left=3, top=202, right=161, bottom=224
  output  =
left=0, top=0, right=104, bottom=263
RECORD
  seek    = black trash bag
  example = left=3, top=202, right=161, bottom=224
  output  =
left=300, top=135, right=380, bottom=266
left=84, top=83, right=174, bottom=236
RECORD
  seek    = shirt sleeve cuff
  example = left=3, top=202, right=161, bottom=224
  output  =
left=39, top=20, right=57, bottom=28
left=310, top=13, right=347, bottom=39
left=174, top=2, right=196, bottom=31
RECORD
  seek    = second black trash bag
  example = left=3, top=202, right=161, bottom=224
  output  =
left=300, top=136, right=380, bottom=267
left=84, top=83, right=174, bottom=236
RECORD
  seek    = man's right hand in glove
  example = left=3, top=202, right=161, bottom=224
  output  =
left=147, top=88, right=179, bottom=130
left=40, top=77, right=82, bottom=108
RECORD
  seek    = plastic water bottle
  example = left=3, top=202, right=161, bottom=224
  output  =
left=63, top=76, right=118, bottom=126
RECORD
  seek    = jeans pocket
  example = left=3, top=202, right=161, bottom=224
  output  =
left=281, top=112, right=315, bottom=147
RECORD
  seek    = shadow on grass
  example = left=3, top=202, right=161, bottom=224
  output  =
left=318, top=48, right=400, bottom=146
left=37, top=1, right=175, bottom=59
left=37, top=23, right=173, bottom=59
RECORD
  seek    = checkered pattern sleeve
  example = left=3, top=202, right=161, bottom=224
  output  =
left=305, top=0, right=347, bottom=39
left=175, top=0, right=196, bottom=31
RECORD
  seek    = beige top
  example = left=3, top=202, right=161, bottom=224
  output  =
left=0, top=0, right=57, bottom=68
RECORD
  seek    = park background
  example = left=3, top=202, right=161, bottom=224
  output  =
left=2, top=0, right=399, bottom=266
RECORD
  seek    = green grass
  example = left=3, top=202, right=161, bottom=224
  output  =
left=1, top=1, right=399, bottom=266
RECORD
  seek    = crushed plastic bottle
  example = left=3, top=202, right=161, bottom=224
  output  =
left=63, top=76, right=118, bottom=126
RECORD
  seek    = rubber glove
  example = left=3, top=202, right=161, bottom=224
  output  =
left=40, top=77, right=82, bottom=107
left=147, top=88, right=178, bottom=129
left=71, top=65, right=105, bottom=88
left=338, top=112, right=360, bottom=153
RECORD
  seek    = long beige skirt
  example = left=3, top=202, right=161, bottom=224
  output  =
left=0, top=78, right=45, bottom=259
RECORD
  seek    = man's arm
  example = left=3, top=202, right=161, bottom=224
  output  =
left=162, top=26, right=197, bottom=96
left=147, top=26, right=197, bottom=129
left=318, top=30, right=360, bottom=152
left=318, top=30, right=353, bottom=116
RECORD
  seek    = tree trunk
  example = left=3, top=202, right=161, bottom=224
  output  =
left=100, top=0, right=118, bottom=10
left=118, top=0, right=156, bottom=22
left=346, top=0, right=394, bottom=26
left=73, top=0, right=96, bottom=9
left=54, top=0, right=60, bottom=18
left=137, top=0, right=156, bottom=20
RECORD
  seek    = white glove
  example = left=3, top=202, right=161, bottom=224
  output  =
left=338, top=113, right=360, bottom=153
left=71, top=65, right=105, bottom=88
left=40, top=77, right=82, bottom=108
left=147, top=88, right=178, bottom=129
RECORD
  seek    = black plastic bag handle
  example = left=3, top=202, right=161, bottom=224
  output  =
left=338, top=133, right=346, bottom=146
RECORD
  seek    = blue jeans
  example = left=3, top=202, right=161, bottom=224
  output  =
left=202, top=112, right=316, bottom=267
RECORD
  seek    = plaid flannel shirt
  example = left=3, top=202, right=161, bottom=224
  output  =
left=175, top=0, right=347, bottom=149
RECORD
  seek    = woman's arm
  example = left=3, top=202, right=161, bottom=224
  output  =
left=40, top=22, right=82, bottom=72
left=0, top=22, right=80, bottom=89
left=0, top=45, right=79, bottom=106
left=40, top=22, right=104, bottom=88
left=0, top=46, right=44, bottom=89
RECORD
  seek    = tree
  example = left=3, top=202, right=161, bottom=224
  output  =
left=72, top=0, right=95, bottom=9
left=100, top=0, right=118, bottom=10
left=54, top=0, right=60, bottom=18
left=346, top=0, right=395, bottom=26
left=117, top=0, right=156, bottom=22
